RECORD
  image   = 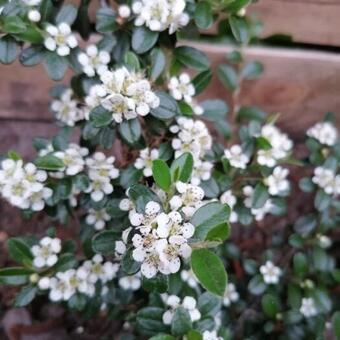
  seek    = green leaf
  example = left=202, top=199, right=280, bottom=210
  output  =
left=89, top=105, right=113, bottom=128
left=119, top=165, right=143, bottom=189
left=123, top=51, right=140, bottom=71
left=217, top=64, right=238, bottom=92
left=0, top=267, right=34, bottom=285
left=0, top=35, right=17, bottom=64
left=299, top=177, right=315, bottom=193
left=3, top=16, right=27, bottom=33
left=14, top=285, right=38, bottom=307
left=54, top=253, right=78, bottom=272
left=128, top=184, right=162, bottom=212
left=229, top=16, right=249, bottom=44
left=68, top=293, right=87, bottom=310
left=206, top=222, right=230, bottom=242
left=7, top=238, right=33, bottom=266
left=186, top=330, right=203, bottom=340
left=95, top=7, right=117, bottom=33
left=136, top=307, right=169, bottom=335
left=34, top=154, right=64, bottom=170
left=149, top=48, right=166, bottom=81
left=174, top=46, right=210, bottom=71
left=119, top=118, right=142, bottom=145
left=248, top=274, right=266, bottom=295
left=314, top=189, right=331, bottom=211
left=251, top=183, right=269, bottom=209
left=170, top=153, right=194, bottom=183
left=150, top=92, right=179, bottom=120
left=56, top=4, right=78, bottom=25
left=201, top=99, right=228, bottom=121
left=132, top=26, right=159, bottom=54
left=142, top=274, right=169, bottom=293
left=43, top=52, right=68, bottom=81
left=19, top=46, right=44, bottom=66
left=99, top=126, right=115, bottom=149
left=256, top=136, right=271, bottom=150
left=293, top=252, right=308, bottom=277
left=149, top=335, right=175, bottom=340
left=262, top=294, right=279, bottom=318
left=293, top=214, right=317, bottom=236
left=195, top=1, right=213, bottom=29
left=92, top=230, right=119, bottom=255
left=312, top=246, right=329, bottom=272
left=122, top=248, right=141, bottom=275
left=237, top=106, right=266, bottom=122
left=332, top=311, right=340, bottom=339
left=191, top=249, right=227, bottom=296
left=241, top=61, right=264, bottom=79
left=106, top=198, right=128, bottom=218
left=197, top=292, right=221, bottom=317
left=192, top=70, right=212, bottom=95
left=191, top=202, right=230, bottom=240
left=152, top=159, right=172, bottom=192
left=171, top=307, right=192, bottom=336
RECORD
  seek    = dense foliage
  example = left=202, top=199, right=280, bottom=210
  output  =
left=0, top=0, right=339, bottom=339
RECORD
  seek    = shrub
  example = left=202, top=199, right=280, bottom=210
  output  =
left=0, top=0, right=339, bottom=339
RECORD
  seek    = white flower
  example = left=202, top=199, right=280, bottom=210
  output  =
left=260, top=261, right=281, bottom=285
left=119, top=273, right=141, bottom=291
left=180, top=269, right=199, bottom=288
left=78, top=45, right=110, bottom=77
left=264, top=166, right=290, bottom=196
left=223, top=283, right=239, bottom=306
left=307, top=122, right=338, bottom=146
left=224, top=145, right=249, bottom=169
left=22, top=0, right=41, bottom=5
left=300, top=297, right=318, bottom=318
left=257, top=124, right=293, bottom=167
left=86, top=152, right=119, bottom=181
left=134, top=148, right=159, bottom=177
left=28, top=9, right=41, bottom=22
left=191, top=159, right=213, bottom=185
left=132, top=0, right=189, bottom=34
left=54, top=144, right=89, bottom=176
left=220, top=190, right=238, bottom=223
left=243, top=185, right=274, bottom=221
left=312, top=167, right=340, bottom=195
left=171, top=117, right=212, bottom=161
left=44, top=23, right=78, bottom=56
left=119, top=198, right=134, bottom=211
left=118, top=4, right=131, bottom=18
left=168, top=73, right=195, bottom=103
left=169, top=181, right=205, bottom=219
left=51, top=89, right=84, bottom=126
left=86, top=208, right=111, bottom=230
left=85, top=177, right=113, bottom=202
left=31, top=237, right=61, bottom=268
left=317, top=234, right=332, bottom=249
left=203, top=330, right=223, bottom=340
left=162, top=295, right=200, bottom=325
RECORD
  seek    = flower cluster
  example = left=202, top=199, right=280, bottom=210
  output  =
left=162, top=294, right=201, bottom=325
left=0, top=159, right=52, bottom=211
left=51, top=89, right=88, bottom=126
left=132, top=0, right=189, bottom=34
left=307, top=121, right=338, bottom=146
left=119, top=273, right=142, bottom=291
left=300, top=297, right=318, bottom=318
left=220, top=190, right=238, bottom=223
left=222, top=283, right=239, bottom=307
left=44, top=23, right=78, bottom=56
left=264, top=166, right=290, bottom=196
left=38, top=255, right=119, bottom=302
left=224, top=144, right=249, bottom=169
left=78, top=45, right=111, bottom=78
left=257, top=124, right=293, bottom=167
left=168, top=73, right=195, bottom=104
left=312, top=166, right=340, bottom=196
left=85, top=208, right=111, bottom=230
left=85, top=67, right=160, bottom=123
left=170, top=117, right=213, bottom=184
left=130, top=201, right=194, bottom=278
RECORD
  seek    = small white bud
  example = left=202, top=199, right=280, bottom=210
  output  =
left=118, top=5, right=131, bottom=18
left=28, top=9, right=41, bottom=22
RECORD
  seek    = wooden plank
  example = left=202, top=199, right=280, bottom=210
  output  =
left=194, top=43, right=340, bottom=140
left=248, top=0, right=340, bottom=46
left=1, top=45, right=340, bottom=139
